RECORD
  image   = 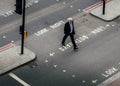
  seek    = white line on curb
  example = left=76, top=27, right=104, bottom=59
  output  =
left=9, top=73, right=31, bottom=86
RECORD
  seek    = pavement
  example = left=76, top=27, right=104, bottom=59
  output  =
left=90, top=0, right=120, bottom=21
left=108, top=79, right=120, bottom=86
left=0, top=43, right=36, bottom=75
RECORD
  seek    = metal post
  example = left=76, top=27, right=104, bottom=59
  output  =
left=102, top=0, right=106, bottom=15
left=21, top=0, right=26, bottom=54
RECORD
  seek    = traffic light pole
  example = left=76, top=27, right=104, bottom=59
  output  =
left=102, top=0, right=106, bottom=15
left=21, top=0, right=26, bottom=54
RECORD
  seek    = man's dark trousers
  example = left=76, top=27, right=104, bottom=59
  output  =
left=62, top=34, right=77, bottom=48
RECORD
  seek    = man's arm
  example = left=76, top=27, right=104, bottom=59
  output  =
left=64, top=23, right=67, bottom=34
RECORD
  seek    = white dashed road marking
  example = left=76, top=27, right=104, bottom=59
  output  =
left=50, top=52, right=55, bottom=56
left=11, top=40, right=14, bottom=43
left=34, top=0, right=39, bottom=3
left=53, top=64, right=58, bottom=68
left=78, top=9, right=81, bottom=12
left=112, top=24, right=115, bottom=27
left=106, top=24, right=110, bottom=27
left=3, top=36, right=6, bottom=39
left=92, top=79, right=97, bottom=83
left=45, top=60, right=49, bottom=63
left=82, top=80, right=86, bottom=83
left=70, top=5, right=73, bottom=8
left=56, top=0, right=59, bottom=2
left=72, top=75, right=75, bottom=78
left=63, top=70, right=66, bottom=73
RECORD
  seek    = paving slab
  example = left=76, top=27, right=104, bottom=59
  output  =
left=0, top=43, right=36, bottom=75
left=108, top=78, right=120, bottom=86
left=90, top=0, right=120, bottom=21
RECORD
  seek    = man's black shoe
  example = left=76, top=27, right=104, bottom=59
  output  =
left=74, top=47, right=78, bottom=50
left=62, top=43, right=65, bottom=46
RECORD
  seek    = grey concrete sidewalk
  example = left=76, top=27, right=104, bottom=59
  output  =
left=0, top=43, right=36, bottom=75
left=90, top=0, right=120, bottom=21
left=108, top=78, right=120, bottom=86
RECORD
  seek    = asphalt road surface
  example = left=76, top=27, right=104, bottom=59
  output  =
left=0, top=0, right=99, bottom=46
left=1, top=0, right=120, bottom=86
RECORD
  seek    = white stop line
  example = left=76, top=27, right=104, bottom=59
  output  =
left=9, top=73, right=31, bottom=86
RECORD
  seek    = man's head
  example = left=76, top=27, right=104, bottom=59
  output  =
left=67, top=17, right=73, bottom=23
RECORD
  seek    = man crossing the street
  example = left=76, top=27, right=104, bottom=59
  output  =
left=62, top=17, right=78, bottom=50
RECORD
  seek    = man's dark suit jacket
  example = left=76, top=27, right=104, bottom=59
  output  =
left=64, top=22, right=75, bottom=35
